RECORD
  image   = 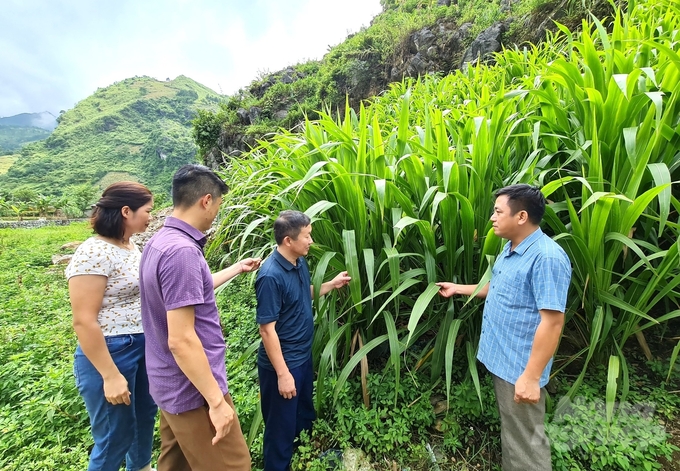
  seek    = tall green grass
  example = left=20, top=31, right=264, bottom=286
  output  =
left=208, top=0, right=680, bottom=412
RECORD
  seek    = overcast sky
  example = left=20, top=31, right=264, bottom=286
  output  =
left=0, top=0, right=383, bottom=118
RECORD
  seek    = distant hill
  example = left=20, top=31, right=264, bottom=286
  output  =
left=0, top=112, right=57, bottom=131
left=0, top=112, right=56, bottom=154
left=0, top=75, right=221, bottom=196
left=0, top=126, right=52, bottom=154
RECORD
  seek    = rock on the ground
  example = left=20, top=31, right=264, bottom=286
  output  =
left=60, top=241, right=82, bottom=251
left=343, top=448, right=372, bottom=471
left=52, top=254, right=73, bottom=265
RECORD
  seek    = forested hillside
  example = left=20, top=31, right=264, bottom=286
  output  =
left=0, top=126, right=51, bottom=155
left=0, top=75, right=220, bottom=197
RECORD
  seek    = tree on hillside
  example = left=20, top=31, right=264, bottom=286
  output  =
left=59, top=184, right=97, bottom=218
left=0, top=196, right=9, bottom=218
left=33, top=194, right=57, bottom=218
left=11, top=187, right=38, bottom=202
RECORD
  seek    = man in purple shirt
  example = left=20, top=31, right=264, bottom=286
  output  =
left=140, top=164, right=260, bottom=471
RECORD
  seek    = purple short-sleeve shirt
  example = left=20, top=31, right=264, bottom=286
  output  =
left=139, top=216, right=228, bottom=414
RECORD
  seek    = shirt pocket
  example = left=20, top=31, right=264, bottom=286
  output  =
left=493, top=269, right=530, bottom=308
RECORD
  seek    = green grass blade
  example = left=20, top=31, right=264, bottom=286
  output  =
left=466, top=341, right=483, bottom=408
left=667, top=339, right=680, bottom=384
left=445, top=319, right=463, bottom=409
left=606, top=355, right=620, bottom=425
left=406, top=283, right=441, bottom=346
left=342, top=230, right=363, bottom=313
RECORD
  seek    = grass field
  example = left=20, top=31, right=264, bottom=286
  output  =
left=0, top=155, right=17, bottom=175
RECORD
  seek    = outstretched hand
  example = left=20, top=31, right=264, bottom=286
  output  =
left=239, top=257, right=262, bottom=273
left=435, top=282, right=459, bottom=298
left=331, top=271, right=351, bottom=289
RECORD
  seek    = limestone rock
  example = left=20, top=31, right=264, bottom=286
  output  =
left=273, top=109, right=289, bottom=121
left=60, top=241, right=82, bottom=251
left=460, top=21, right=507, bottom=69
left=52, top=254, right=73, bottom=265
left=343, top=448, right=372, bottom=471
left=236, top=108, right=250, bottom=124
left=390, top=19, right=469, bottom=82
left=247, top=106, right=261, bottom=124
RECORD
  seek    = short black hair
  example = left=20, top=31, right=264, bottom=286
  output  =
left=274, top=210, right=311, bottom=245
left=172, top=164, right=229, bottom=208
left=91, top=182, right=153, bottom=239
left=494, top=184, right=545, bottom=225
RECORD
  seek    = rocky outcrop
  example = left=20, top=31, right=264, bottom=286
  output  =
left=249, top=67, right=305, bottom=99
left=460, top=21, right=508, bottom=69
left=131, top=206, right=173, bottom=250
left=389, top=20, right=472, bottom=82
left=203, top=127, right=258, bottom=169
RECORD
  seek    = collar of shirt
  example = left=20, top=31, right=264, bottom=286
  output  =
left=163, top=216, right=207, bottom=249
left=272, top=248, right=302, bottom=271
left=502, top=227, right=544, bottom=258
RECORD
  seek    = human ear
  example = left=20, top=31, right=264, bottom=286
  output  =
left=121, top=205, right=131, bottom=219
left=517, top=210, right=529, bottom=224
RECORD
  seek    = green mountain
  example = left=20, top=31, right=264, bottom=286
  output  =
left=0, top=111, right=56, bottom=154
left=0, top=126, right=52, bottom=154
left=0, top=75, right=221, bottom=196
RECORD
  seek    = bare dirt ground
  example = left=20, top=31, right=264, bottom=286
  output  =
left=661, top=415, right=680, bottom=471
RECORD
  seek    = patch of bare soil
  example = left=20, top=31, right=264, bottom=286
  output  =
left=661, top=414, right=680, bottom=471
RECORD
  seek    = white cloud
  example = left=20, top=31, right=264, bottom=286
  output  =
left=0, top=0, right=382, bottom=117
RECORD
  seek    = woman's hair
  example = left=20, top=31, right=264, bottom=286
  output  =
left=90, top=182, right=153, bottom=239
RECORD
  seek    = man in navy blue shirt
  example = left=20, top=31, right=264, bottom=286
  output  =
left=437, top=184, right=571, bottom=471
left=255, top=210, right=351, bottom=471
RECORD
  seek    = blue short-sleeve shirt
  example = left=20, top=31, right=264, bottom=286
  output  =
left=477, top=228, right=571, bottom=387
left=255, top=249, right=314, bottom=371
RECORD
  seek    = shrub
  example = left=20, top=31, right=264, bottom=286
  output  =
left=547, top=397, right=678, bottom=470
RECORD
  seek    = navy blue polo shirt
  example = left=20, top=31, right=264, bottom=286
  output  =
left=255, top=249, right=314, bottom=371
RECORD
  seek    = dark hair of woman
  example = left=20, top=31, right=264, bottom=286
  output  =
left=90, top=182, right=153, bottom=240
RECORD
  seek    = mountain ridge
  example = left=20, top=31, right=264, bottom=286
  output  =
left=0, top=111, right=57, bottom=131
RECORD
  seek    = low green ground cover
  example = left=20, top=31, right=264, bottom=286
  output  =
left=1, top=225, right=677, bottom=470
left=0, top=223, right=93, bottom=470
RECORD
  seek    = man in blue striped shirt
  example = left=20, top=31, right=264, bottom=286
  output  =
left=437, top=184, right=571, bottom=471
